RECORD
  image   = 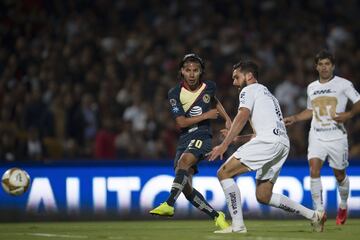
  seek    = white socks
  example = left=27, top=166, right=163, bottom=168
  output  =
left=310, top=178, right=324, bottom=211
left=269, top=193, right=315, bottom=220
left=338, top=176, right=349, bottom=209
left=220, top=179, right=245, bottom=231
left=311, top=175, right=349, bottom=211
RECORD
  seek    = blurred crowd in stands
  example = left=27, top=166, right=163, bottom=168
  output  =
left=1, top=0, right=360, bottom=162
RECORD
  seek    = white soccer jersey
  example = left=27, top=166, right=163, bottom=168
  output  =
left=239, top=83, right=289, bottom=146
left=307, top=76, right=360, bottom=141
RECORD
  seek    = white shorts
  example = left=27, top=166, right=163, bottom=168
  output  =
left=233, top=138, right=289, bottom=183
left=308, top=133, right=349, bottom=170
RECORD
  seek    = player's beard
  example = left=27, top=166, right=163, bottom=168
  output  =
left=237, top=81, right=247, bottom=91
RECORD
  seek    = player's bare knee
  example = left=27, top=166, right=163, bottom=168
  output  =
left=334, top=171, right=346, bottom=182
left=175, top=164, right=185, bottom=172
left=217, top=166, right=230, bottom=180
left=256, top=191, right=271, bottom=204
left=310, top=167, right=321, bottom=178
left=217, top=168, right=224, bottom=180
left=256, top=185, right=272, bottom=204
left=177, top=160, right=190, bottom=170
left=256, top=196, right=267, bottom=205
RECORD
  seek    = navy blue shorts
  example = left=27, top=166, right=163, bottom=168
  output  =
left=173, top=134, right=212, bottom=175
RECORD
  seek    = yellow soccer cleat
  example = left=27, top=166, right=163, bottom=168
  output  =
left=214, top=211, right=230, bottom=230
left=149, top=202, right=174, bottom=217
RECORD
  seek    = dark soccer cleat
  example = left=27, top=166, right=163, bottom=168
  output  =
left=336, top=208, right=347, bottom=225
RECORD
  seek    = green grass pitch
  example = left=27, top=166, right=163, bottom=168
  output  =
left=0, top=219, right=359, bottom=240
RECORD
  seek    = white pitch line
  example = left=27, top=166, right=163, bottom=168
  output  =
left=27, top=233, right=88, bottom=239
left=206, top=235, right=323, bottom=240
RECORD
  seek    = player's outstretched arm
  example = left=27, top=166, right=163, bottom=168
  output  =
left=333, top=100, right=360, bottom=123
left=175, top=109, right=218, bottom=128
left=209, top=107, right=250, bottom=161
left=284, top=109, right=313, bottom=126
left=215, top=96, right=232, bottom=129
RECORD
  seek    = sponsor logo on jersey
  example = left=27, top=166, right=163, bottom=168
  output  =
left=172, top=107, right=179, bottom=113
left=313, top=89, right=333, bottom=95
left=313, top=125, right=347, bottom=134
left=202, top=94, right=210, bottom=103
left=189, top=106, right=202, bottom=117
left=273, top=128, right=286, bottom=137
left=240, top=92, right=246, bottom=104
left=188, top=126, right=198, bottom=133
left=169, top=98, right=177, bottom=106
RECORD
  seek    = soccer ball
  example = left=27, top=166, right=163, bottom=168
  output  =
left=1, top=168, right=31, bottom=196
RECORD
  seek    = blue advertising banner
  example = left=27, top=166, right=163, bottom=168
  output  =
left=0, top=160, right=359, bottom=220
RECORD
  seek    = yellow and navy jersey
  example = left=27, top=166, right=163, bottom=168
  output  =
left=168, top=80, right=217, bottom=138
